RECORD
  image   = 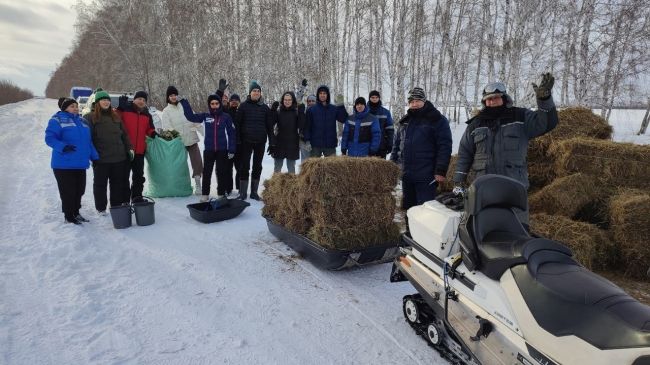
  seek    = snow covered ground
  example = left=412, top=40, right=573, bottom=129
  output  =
left=1, top=99, right=648, bottom=365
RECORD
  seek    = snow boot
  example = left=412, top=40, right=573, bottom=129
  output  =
left=194, top=175, right=202, bottom=196
left=200, top=195, right=210, bottom=202
left=65, top=214, right=82, bottom=225
left=75, top=212, right=89, bottom=222
left=239, top=179, right=249, bottom=200
left=250, top=179, right=261, bottom=201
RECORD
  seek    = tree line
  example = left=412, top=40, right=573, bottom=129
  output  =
left=0, top=79, right=34, bottom=106
left=45, top=0, right=650, bottom=121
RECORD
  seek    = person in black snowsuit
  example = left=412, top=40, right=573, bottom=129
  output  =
left=391, top=87, right=453, bottom=210
left=367, top=90, right=394, bottom=159
left=235, top=80, right=272, bottom=200
left=269, top=91, right=305, bottom=174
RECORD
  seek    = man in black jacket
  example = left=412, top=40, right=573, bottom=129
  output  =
left=235, top=81, right=272, bottom=200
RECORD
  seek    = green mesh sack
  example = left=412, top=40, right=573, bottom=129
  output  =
left=144, top=136, right=192, bottom=197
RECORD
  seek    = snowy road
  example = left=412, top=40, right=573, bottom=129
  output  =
left=0, top=99, right=447, bottom=364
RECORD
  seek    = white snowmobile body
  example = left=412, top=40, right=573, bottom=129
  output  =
left=393, top=175, right=650, bottom=365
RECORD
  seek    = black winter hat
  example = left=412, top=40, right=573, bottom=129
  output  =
left=134, top=90, right=148, bottom=101
left=166, top=86, right=178, bottom=100
left=58, top=97, right=77, bottom=111
left=369, top=90, right=380, bottom=99
left=230, top=94, right=240, bottom=102
left=354, top=97, right=366, bottom=106
left=207, top=94, right=221, bottom=107
left=249, top=80, right=261, bottom=93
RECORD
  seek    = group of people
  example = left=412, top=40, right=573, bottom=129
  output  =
left=45, top=73, right=557, bottom=225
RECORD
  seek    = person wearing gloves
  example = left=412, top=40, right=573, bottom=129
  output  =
left=117, top=91, right=156, bottom=202
left=180, top=95, right=236, bottom=201
left=226, top=93, right=241, bottom=197
left=235, top=80, right=272, bottom=200
left=162, top=86, right=203, bottom=195
left=452, top=73, right=558, bottom=223
left=83, top=90, right=133, bottom=215
left=341, top=97, right=381, bottom=157
left=268, top=91, right=304, bottom=173
left=45, top=98, right=99, bottom=224
left=391, top=87, right=453, bottom=211
left=367, top=90, right=394, bottom=159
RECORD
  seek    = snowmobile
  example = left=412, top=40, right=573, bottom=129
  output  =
left=391, top=174, right=650, bottom=365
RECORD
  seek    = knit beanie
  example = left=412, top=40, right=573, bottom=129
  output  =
left=369, top=90, right=380, bottom=99
left=354, top=97, right=366, bottom=106
left=334, top=94, right=344, bottom=106
left=306, top=94, right=317, bottom=102
left=166, top=86, right=178, bottom=100
left=407, top=87, right=426, bottom=102
left=207, top=94, right=220, bottom=107
left=58, top=97, right=77, bottom=111
left=249, top=80, right=261, bottom=93
left=95, top=90, right=110, bottom=102
left=230, top=94, right=240, bottom=102
left=134, top=90, right=148, bottom=101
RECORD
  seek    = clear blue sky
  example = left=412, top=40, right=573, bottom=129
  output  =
left=0, top=0, right=81, bottom=95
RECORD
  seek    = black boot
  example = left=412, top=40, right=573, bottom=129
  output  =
left=239, top=179, right=249, bottom=200
left=250, top=179, right=261, bottom=200
left=65, top=214, right=82, bottom=225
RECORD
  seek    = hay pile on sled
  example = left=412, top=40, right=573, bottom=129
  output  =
left=608, top=190, right=650, bottom=279
left=263, top=156, right=401, bottom=250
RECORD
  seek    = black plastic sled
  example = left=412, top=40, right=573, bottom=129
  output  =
left=265, top=217, right=401, bottom=270
left=187, top=199, right=250, bottom=223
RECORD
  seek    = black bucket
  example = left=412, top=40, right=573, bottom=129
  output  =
left=109, top=204, right=133, bottom=229
left=133, top=196, right=155, bottom=226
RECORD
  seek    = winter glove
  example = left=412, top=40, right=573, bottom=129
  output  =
left=452, top=184, right=466, bottom=198
left=62, top=144, right=76, bottom=153
left=304, top=141, right=312, bottom=152
left=532, top=72, right=554, bottom=100
left=118, top=95, right=129, bottom=109
left=227, top=153, right=235, bottom=159
left=267, top=145, right=275, bottom=156
left=218, top=79, right=229, bottom=92
left=302, top=79, right=308, bottom=87
left=271, top=101, right=280, bottom=112
left=128, top=149, right=135, bottom=161
left=341, top=148, right=347, bottom=156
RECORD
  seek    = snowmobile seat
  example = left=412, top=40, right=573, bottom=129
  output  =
left=458, top=175, right=531, bottom=279
left=511, top=250, right=650, bottom=349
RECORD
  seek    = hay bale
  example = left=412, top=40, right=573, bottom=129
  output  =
left=263, top=157, right=401, bottom=250
left=307, top=223, right=401, bottom=250
left=549, top=137, right=650, bottom=189
left=530, top=213, right=614, bottom=270
left=529, top=173, right=609, bottom=222
left=609, top=190, right=650, bottom=279
left=299, top=156, right=400, bottom=196
left=527, top=161, right=555, bottom=192
left=439, top=155, right=457, bottom=192
left=529, top=106, right=613, bottom=161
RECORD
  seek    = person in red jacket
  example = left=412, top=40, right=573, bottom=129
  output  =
left=117, top=91, right=156, bottom=202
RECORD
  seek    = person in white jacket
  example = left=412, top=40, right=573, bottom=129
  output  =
left=162, top=86, right=203, bottom=195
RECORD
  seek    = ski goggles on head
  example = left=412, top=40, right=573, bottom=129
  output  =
left=482, top=82, right=507, bottom=100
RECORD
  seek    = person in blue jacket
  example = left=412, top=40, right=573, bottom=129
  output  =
left=341, top=97, right=381, bottom=157
left=180, top=95, right=236, bottom=202
left=45, top=98, right=99, bottom=224
left=367, top=90, right=394, bottom=159
left=391, top=87, right=452, bottom=210
left=304, top=85, right=347, bottom=158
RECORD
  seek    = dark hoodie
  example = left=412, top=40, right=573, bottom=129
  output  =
left=180, top=97, right=235, bottom=153
left=270, top=91, right=305, bottom=160
left=304, top=85, right=341, bottom=148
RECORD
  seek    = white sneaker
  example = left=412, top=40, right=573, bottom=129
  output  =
left=200, top=195, right=209, bottom=202
left=194, top=176, right=202, bottom=195
left=228, top=191, right=240, bottom=199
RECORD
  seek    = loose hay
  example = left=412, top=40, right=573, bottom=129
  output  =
left=530, top=213, right=614, bottom=271
left=263, top=156, right=401, bottom=250
left=529, top=173, right=610, bottom=223
left=609, top=190, right=650, bottom=279
left=549, top=137, right=650, bottom=189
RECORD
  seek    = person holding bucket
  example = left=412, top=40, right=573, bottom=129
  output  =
left=45, top=97, right=99, bottom=224
left=180, top=94, right=236, bottom=202
left=83, top=90, right=133, bottom=215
